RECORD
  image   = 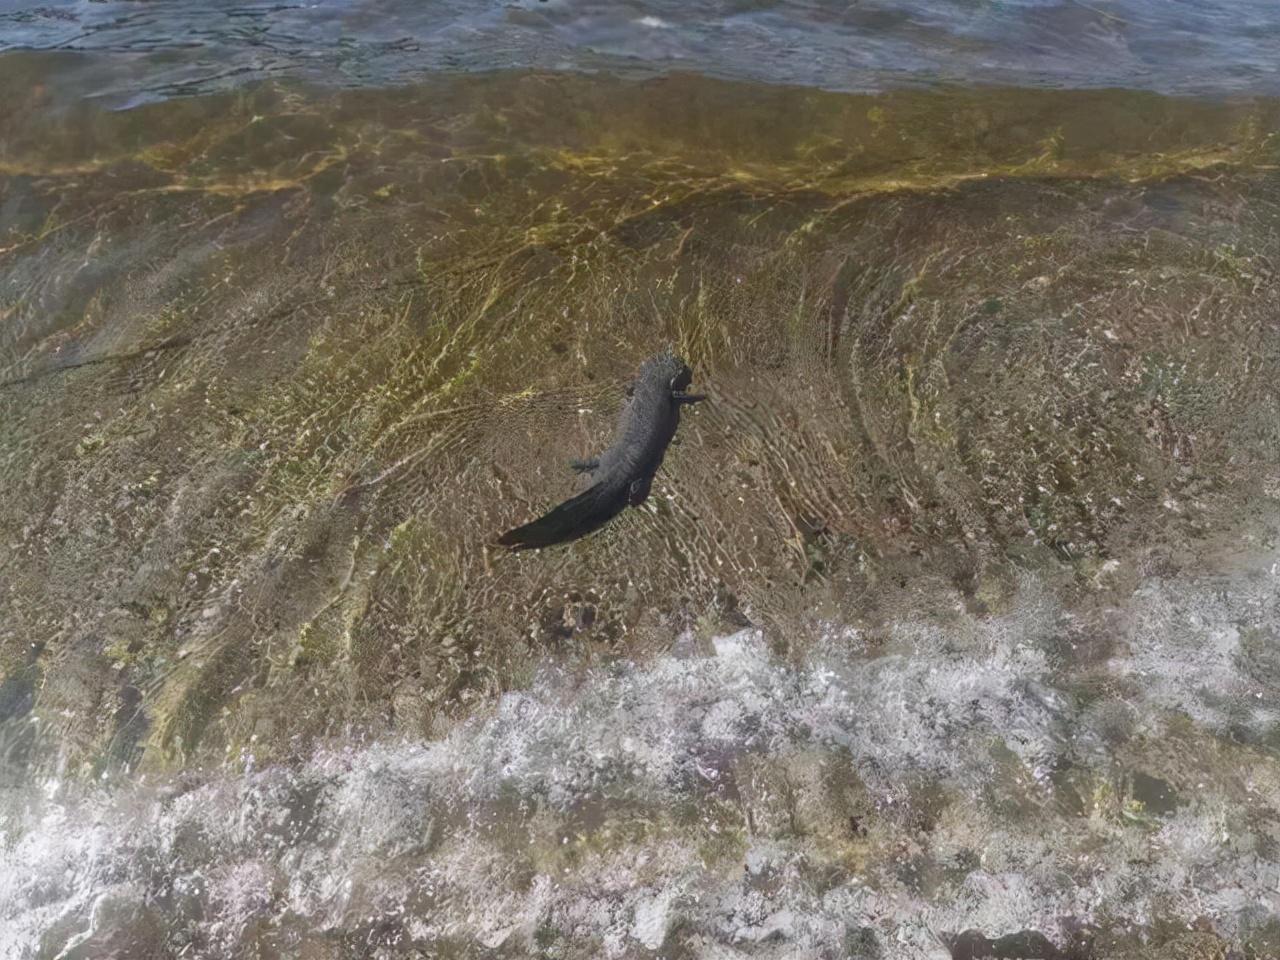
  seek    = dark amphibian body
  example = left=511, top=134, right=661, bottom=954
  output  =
left=498, top=349, right=705, bottom=550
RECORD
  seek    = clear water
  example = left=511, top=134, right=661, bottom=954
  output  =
left=3, top=4, right=1280, bottom=959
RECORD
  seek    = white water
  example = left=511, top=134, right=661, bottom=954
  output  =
left=4, top=554, right=1279, bottom=958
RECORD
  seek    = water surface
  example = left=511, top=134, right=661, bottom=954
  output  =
left=3, top=8, right=1280, bottom=960
left=0, top=0, right=1278, bottom=108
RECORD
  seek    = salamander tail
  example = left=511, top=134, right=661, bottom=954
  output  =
left=497, top=480, right=630, bottom=550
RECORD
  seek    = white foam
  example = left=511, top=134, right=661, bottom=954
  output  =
left=3, top=560, right=1280, bottom=957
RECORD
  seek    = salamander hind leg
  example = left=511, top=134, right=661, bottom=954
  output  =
left=569, top=458, right=600, bottom=473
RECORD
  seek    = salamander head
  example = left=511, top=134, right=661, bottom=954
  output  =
left=641, top=347, right=694, bottom=394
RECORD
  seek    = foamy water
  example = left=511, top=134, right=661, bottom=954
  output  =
left=5, top=552, right=1279, bottom=958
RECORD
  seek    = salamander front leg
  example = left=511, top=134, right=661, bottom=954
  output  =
left=569, top=458, right=600, bottom=473
left=672, top=391, right=706, bottom=404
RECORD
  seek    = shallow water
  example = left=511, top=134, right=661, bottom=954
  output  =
left=3, top=7, right=1280, bottom=960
